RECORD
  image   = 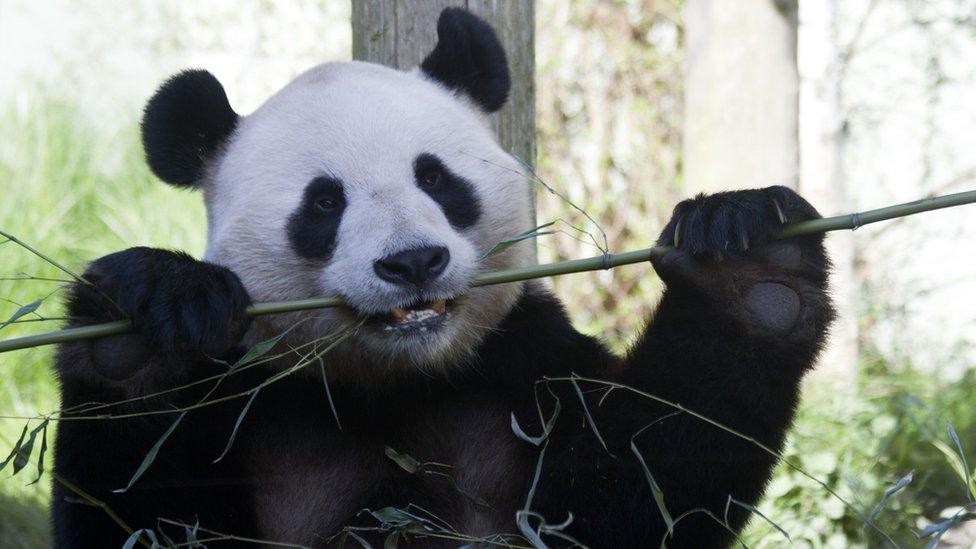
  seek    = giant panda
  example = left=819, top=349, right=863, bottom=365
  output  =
left=51, top=7, right=834, bottom=548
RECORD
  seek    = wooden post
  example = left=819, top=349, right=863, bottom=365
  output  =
left=685, top=1, right=858, bottom=386
left=684, top=0, right=800, bottom=193
left=351, top=0, right=536, bottom=170
left=798, top=0, right=859, bottom=389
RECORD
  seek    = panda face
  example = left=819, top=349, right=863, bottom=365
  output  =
left=202, top=62, right=532, bottom=372
left=141, top=9, right=528, bottom=375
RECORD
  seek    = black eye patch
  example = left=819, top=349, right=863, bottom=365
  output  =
left=287, top=177, right=346, bottom=261
left=413, top=153, right=482, bottom=229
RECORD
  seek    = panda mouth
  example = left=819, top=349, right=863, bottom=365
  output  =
left=377, top=299, right=451, bottom=331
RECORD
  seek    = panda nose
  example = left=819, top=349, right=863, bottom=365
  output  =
left=374, top=246, right=451, bottom=287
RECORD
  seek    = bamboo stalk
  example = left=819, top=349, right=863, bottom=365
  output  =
left=1, top=189, right=974, bottom=354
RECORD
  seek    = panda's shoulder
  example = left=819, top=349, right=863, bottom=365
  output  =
left=496, top=282, right=575, bottom=334
left=476, top=282, right=617, bottom=380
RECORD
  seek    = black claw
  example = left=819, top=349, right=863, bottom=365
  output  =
left=655, top=187, right=819, bottom=261
left=772, top=198, right=787, bottom=224
left=673, top=215, right=684, bottom=248
left=71, top=248, right=251, bottom=355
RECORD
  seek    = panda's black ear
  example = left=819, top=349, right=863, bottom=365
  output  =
left=141, top=70, right=238, bottom=188
left=420, top=8, right=510, bottom=113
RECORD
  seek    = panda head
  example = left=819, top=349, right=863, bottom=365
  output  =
left=141, top=8, right=533, bottom=377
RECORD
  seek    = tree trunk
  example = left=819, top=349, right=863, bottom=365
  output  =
left=683, top=0, right=799, bottom=193
left=798, top=0, right=859, bottom=389
left=684, top=0, right=858, bottom=387
left=351, top=0, right=536, bottom=172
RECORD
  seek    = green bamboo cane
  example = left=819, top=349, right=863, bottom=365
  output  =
left=1, top=189, right=974, bottom=354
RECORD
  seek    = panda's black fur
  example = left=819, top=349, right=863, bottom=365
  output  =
left=140, top=70, right=238, bottom=188
left=412, top=154, right=483, bottom=230
left=287, top=177, right=348, bottom=262
left=51, top=8, right=834, bottom=548
left=420, top=7, right=511, bottom=112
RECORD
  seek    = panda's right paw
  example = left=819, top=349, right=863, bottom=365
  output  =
left=68, top=247, right=251, bottom=356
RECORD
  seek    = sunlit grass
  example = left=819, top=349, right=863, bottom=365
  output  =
left=0, top=94, right=206, bottom=547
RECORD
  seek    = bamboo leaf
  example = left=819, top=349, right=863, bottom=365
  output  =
left=630, top=437, right=674, bottom=535
left=947, top=423, right=973, bottom=502
left=367, top=506, right=431, bottom=530
left=231, top=338, right=281, bottom=370
left=522, top=443, right=547, bottom=512
left=481, top=222, right=557, bottom=259
left=538, top=517, right=584, bottom=548
left=229, top=321, right=303, bottom=371
left=511, top=414, right=544, bottom=446
left=917, top=512, right=976, bottom=548
left=114, top=411, right=187, bottom=493
left=728, top=496, right=790, bottom=541
left=122, top=528, right=160, bottom=549
left=570, top=376, right=612, bottom=456
left=183, top=519, right=201, bottom=547
left=0, top=423, right=29, bottom=471
left=340, top=530, right=373, bottom=548
left=12, top=420, right=47, bottom=475
left=515, top=510, right=548, bottom=549
left=27, top=422, right=49, bottom=485
left=515, top=508, right=581, bottom=549
left=385, top=444, right=492, bottom=510
left=933, top=439, right=968, bottom=483
left=121, top=530, right=142, bottom=549
left=384, top=446, right=421, bottom=474
left=869, top=471, right=913, bottom=521
left=318, top=355, right=342, bottom=430
left=510, top=399, right=560, bottom=447
left=0, top=299, right=42, bottom=330
left=425, top=470, right=491, bottom=509
left=213, top=388, right=262, bottom=463
left=516, top=443, right=551, bottom=548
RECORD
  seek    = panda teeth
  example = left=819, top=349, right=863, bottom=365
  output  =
left=396, top=308, right=438, bottom=323
left=390, top=308, right=409, bottom=323
left=388, top=300, right=448, bottom=325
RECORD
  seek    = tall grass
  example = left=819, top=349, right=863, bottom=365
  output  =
left=0, top=94, right=206, bottom=547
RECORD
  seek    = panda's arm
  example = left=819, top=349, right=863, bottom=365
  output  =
left=51, top=247, right=252, bottom=545
left=55, top=247, right=250, bottom=407
left=531, top=187, right=834, bottom=547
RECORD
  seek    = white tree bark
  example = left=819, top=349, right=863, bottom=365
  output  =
left=684, top=0, right=800, bottom=194
left=685, top=0, right=858, bottom=387
left=798, top=0, right=859, bottom=389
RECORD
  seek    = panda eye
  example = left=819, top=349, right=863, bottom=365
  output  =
left=419, top=170, right=443, bottom=189
left=314, top=196, right=340, bottom=213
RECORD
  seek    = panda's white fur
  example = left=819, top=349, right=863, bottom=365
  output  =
left=203, top=61, right=534, bottom=376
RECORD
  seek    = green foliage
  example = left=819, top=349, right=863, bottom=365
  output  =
left=536, top=0, right=684, bottom=351
left=0, top=92, right=206, bottom=547
left=114, top=412, right=186, bottom=494
left=742, top=353, right=976, bottom=547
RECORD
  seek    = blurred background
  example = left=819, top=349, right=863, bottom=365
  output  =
left=0, top=1, right=974, bottom=547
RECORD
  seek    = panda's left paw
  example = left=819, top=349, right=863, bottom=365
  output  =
left=650, top=187, right=832, bottom=336
left=655, top=186, right=821, bottom=260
